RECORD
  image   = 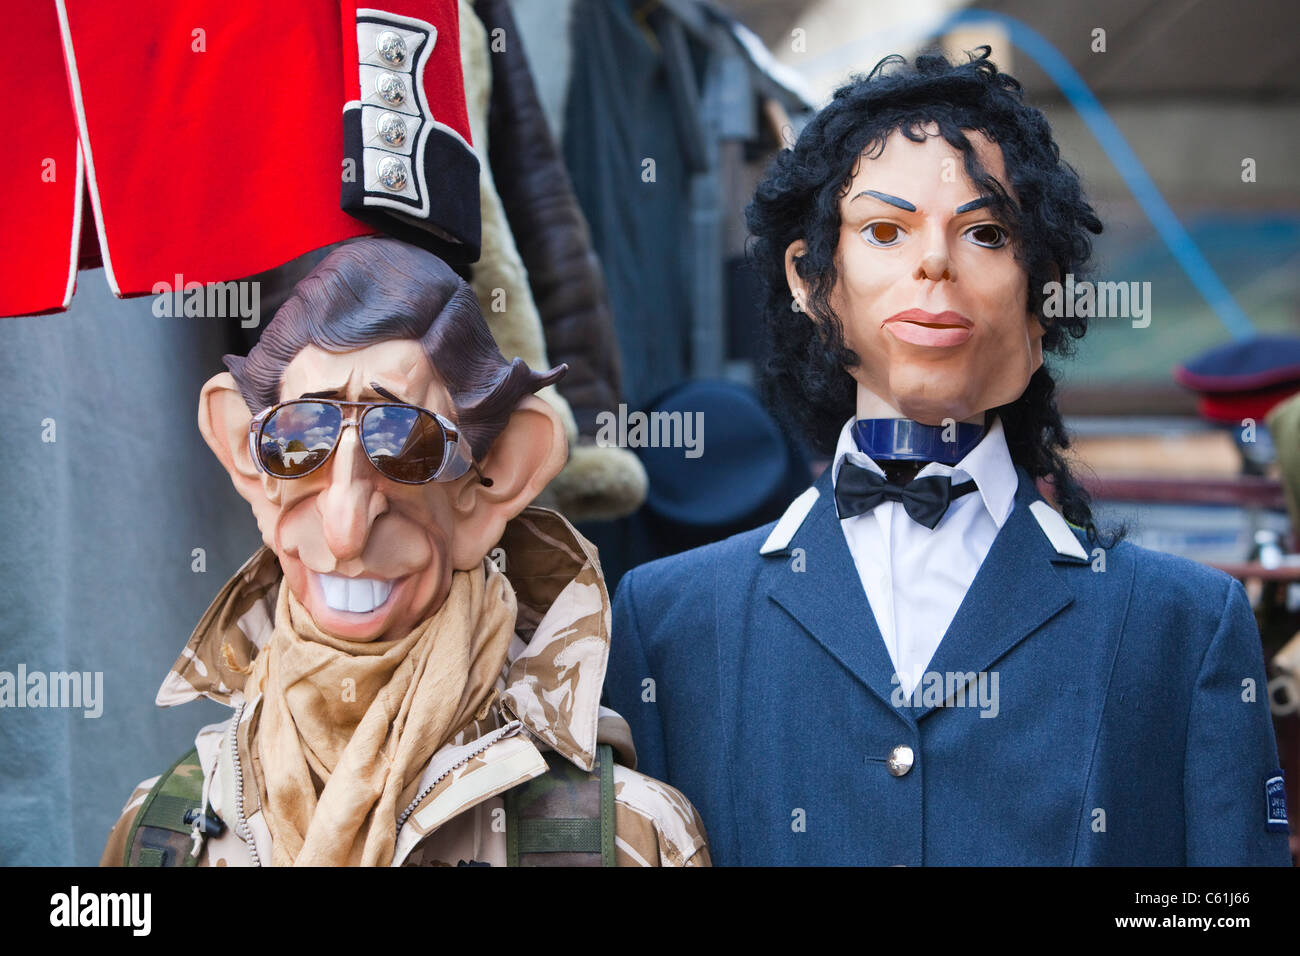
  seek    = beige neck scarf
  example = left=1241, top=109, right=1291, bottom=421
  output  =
left=244, top=561, right=517, bottom=866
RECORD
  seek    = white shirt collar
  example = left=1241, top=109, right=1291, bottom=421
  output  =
left=831, top=415, right=1018, bottom=529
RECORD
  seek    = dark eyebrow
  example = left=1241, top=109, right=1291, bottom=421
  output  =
left=368, top=382, right=412, bottom=404
left=853, top=190, right=916, bottom=212
left=955, top=197, right=991, bottom=214
left=297, top=385, right=415, bottom=403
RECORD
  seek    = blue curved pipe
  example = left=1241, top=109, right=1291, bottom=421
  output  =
left=941, top=8, right=1256, bottom=339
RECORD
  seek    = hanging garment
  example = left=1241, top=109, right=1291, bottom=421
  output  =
left=2, top=0, right=479, bottom=318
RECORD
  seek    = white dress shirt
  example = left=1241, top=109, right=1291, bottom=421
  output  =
left=831, top=416, right=1019, bottom=697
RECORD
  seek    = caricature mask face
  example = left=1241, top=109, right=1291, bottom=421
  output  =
left=786, top=127, right=1044, bottom=425
left=266, top=339, right=463, bottom=642
left=198, top=338, right=567, bottom=643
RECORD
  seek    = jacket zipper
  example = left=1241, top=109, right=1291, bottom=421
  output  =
left=228, top=701, right=262, bottom=867
left=394, top=719, right=523, bottom=836
left=225, top=708, right=522, bottom=861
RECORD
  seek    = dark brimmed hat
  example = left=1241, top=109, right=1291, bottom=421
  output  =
left=1174, top=335, right=1300, bottom=424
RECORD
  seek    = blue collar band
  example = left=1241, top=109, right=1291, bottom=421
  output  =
left=851, top=418, right=985, bottom=464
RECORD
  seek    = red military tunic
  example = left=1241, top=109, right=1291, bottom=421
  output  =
left=1, top=0, right=479, bottom=318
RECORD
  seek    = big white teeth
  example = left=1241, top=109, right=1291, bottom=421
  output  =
left=318, top=575, right=394, bottom=613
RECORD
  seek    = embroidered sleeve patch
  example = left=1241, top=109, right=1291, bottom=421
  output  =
left=1265, top=773, right=1289, bottom=833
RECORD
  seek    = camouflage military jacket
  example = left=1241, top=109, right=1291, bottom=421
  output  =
left=101, top=507, right=710, bottom=867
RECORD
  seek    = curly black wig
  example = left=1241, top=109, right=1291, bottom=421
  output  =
left=746, top=47, right=1109, bottom=541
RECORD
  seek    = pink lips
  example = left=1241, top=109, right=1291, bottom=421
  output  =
left=882, top=309, right=973, bottom=347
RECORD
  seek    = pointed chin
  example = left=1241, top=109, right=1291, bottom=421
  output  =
left=855, top=333, right=1040, bottom=425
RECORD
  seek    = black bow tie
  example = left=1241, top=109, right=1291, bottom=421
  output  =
left=834, top=460, right=978, bottom=529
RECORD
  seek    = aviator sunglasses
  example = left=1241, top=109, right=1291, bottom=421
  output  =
left=247, top=383, right=491, bottom=486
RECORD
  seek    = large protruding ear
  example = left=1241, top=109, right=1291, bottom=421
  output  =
left=198, top=372, right=278, bottom=543
left=448, top=394, right=568, bottom=570
left=784, top=238, right=810, bottom=312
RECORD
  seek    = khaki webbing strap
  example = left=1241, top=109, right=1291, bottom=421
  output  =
left=505, top=743, right=618, bottom=867
left=599, top=743, right=615, bottom=866
left=143, top=794, right=198, bottom=833
left=123, top=747, right=205, bottom=868
left=517, top=818, right=601, bottom=853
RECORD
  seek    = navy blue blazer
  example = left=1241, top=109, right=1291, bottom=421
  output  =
left=605, top=465, right=1291, bottom=865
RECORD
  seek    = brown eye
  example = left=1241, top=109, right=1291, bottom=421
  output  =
left=863, top=222, right=902, bottom=246
left=965, top=224, right=1008, bottom=248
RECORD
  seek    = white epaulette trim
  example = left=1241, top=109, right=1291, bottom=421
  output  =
left=1029, top=501, right=1089, bottom=560
left=759, top=486, right=821, bottom=555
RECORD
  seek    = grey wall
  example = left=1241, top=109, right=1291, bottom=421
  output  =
left=0, top=271, right=260, bottom=865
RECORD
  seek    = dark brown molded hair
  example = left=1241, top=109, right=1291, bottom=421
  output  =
left=225, top=237, right=565, bottom=460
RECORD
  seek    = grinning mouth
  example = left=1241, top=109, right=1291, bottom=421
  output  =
left=316, top=573, right=395, bottom=613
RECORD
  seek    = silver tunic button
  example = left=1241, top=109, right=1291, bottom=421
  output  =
left=886, top=745, right=914, bottom=777
left=376, top=72, right=406, bottom=106
left=376, top=31, right=407, bottom=66
left=377, top=111, right=407, bottom=147
left=377, top=156, right=407, bottom=191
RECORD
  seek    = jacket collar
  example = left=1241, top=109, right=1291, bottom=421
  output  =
left=157, top=506, right=613, bottom=771
left=762, top=465, right=1089, bottom=719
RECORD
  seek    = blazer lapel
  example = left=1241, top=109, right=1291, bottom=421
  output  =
left=764, top=467, right=903, bottom=712
left=911, top=469, right=1082, bottom=719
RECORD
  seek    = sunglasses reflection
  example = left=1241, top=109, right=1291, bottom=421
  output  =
left=258, top=400, right=446, bottom=483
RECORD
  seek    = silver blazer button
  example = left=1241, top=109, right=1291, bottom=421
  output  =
left=887, top=745, right=914, bottom=777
